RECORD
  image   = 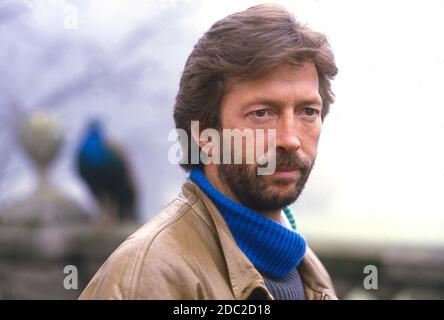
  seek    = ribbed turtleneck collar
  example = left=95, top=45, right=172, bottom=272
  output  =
left=189, top=168, right=307, bottom=278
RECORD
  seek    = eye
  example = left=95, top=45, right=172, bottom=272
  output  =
left=302, top=107, right=320, bottom=117
left=250, top=109, right=272, bottom=118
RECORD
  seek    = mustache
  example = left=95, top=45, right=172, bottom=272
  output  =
left=258, top=150, right=310, bottom=171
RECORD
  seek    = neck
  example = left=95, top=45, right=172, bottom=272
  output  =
left=203, top=164, right=282, bottom=222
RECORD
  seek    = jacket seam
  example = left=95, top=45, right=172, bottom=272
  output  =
left=300, top=250, right=336, bottom=299
left=301, top=278, right=328, bottom=299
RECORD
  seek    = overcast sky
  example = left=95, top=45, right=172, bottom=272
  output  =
left=1, top=0, right=443, bottom=245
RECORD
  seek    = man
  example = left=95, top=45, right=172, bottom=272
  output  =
left=80, top=4, right=338, bottom=300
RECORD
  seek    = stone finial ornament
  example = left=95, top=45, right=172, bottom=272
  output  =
left=18, top=112, right=64, bottom=172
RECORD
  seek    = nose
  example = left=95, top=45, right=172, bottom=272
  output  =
left=276, top=111, right=301, bottom=152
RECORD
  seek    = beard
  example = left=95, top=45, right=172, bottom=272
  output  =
left=218, top=148, right=315, bottom=212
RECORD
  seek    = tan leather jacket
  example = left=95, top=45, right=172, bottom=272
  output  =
left=80, top=179, right=338, bottom=300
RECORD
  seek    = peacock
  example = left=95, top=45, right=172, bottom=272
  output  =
left=76, top=120, right=138, bottom=223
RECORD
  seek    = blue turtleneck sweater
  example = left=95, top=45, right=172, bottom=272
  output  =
left=189, top=168, right=307, bottom=279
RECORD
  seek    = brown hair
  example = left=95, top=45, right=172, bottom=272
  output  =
left=173, top=4, right=338, bottom=171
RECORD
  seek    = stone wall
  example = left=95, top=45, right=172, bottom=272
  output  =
left=0, top=224, right=140, bottom=299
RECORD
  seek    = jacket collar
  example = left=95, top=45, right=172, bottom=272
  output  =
left=182, top=179, right=337, bottom=300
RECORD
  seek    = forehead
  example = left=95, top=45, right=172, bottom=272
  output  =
left=223, top=62, right=321, bottom=106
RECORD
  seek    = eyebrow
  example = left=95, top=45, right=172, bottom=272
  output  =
left=244, top=96, right=323, bottom=109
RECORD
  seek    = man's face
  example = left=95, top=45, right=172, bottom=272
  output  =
left=218, top=62, right=322, bottom=212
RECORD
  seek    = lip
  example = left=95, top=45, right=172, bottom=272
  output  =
left=273, top=169, right=300, bottom=178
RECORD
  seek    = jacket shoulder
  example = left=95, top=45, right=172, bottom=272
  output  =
left=80, top=195, right=217, bottom=299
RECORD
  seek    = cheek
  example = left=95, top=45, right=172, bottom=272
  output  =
left=302, top=123, right=322, bottom=157
left=312, top=125, right=322, bottom=147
